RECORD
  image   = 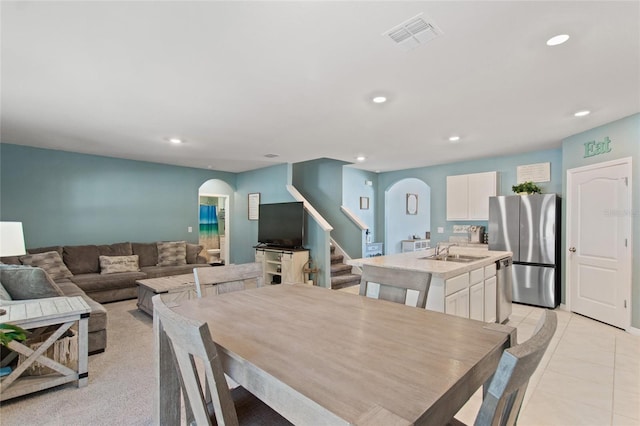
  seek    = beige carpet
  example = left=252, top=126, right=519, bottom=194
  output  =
left=1, top=299, right=157, bottom=425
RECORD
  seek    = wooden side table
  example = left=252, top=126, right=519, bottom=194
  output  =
left=0, top=296, right=91, bottom=401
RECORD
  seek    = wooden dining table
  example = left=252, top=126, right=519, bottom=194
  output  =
left=154, top=284, right=516, bottom=425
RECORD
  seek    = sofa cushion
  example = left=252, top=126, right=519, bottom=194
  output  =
left=0, top=265, right=65, bottom=300
left=71, top=271, right=147, bottom=293
left=99, top=255, right=140, bottom=274
left=20, top=251, right=73, bottom=280
left=55, top=279, right=107, bottom=333
left=156, top=241, right=187, bottom=266
left=0, top=256, right=21, bottom=265
left=186, top=243, right=204, bottom=264
left=97, top=242, right=133, bottom=257
left=63, top=245, right=100, bottom=275
left=132, top=242, right=158, bottom=267
left=27, top=246, right=63, bottom=256
left=140, top=264, right=202, bottom=279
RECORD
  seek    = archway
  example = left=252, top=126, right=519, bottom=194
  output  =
left=384, top=178, right=431, bottom=254
left=198, top=180, right=234, bottom=264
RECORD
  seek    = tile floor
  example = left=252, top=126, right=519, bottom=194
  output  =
left=455, top=303, right=640, bottom=426
left=339, top=285, right=640, bottom=425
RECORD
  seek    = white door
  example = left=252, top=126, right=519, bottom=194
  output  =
left=567, top=158, right=632, bottom=329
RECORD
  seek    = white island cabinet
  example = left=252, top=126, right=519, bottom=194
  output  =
left=348, top=247, right=509, bottom=323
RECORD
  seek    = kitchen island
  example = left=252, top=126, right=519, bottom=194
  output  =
left=348, top=246, right=512, bottom=322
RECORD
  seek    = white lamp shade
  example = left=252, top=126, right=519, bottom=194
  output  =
left=0, top=222, right=26, bottom=257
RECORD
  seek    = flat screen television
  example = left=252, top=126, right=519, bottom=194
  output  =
left=257, top=202, right=305, bottom=249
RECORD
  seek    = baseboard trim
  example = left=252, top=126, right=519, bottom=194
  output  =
left=626, top=326, right=640, bottom=336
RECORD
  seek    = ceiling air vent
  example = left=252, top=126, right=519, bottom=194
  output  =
left=383, top=13, right=442, bottom=51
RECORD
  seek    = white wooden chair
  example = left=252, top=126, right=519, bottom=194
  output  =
left=193, top=263, right=264, bottom=298
left=152, top=295, right=291, bottom=426
left=449, top=310, right=557, bottom=426
left=359, top=264, right=432, bottom=308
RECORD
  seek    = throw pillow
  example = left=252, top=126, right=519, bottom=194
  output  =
left=186, top=243, right=204, bottom=264
left=19, top=251, right=73, bottom=280
left=0, top=281, right=12, bottom=301
left=0, top=265, right=64, bottom=300
left=99, top=255, right=140, bottom=274
left=156, top=241, right=187, bottom=267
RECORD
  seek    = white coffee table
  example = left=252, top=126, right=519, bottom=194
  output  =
left=136, top=274, right=199, bottom=316
left=0, top=296, right=91, bottom=401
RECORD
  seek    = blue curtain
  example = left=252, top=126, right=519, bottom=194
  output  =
left=199, top=205, right=219, bottom=243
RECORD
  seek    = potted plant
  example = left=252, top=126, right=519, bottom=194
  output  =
left=0, top=323, right=28, bottom=347
left=0, top=322, right=28, bottom=377
left=512, top=181, right=542, bottom=195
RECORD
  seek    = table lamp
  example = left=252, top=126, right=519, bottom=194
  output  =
left=0, top=221, right=26, bottom=257
left=0, top=221, right=26, bottom=316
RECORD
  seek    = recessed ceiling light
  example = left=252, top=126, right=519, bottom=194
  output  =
left=574, top=110, right=591, bottom=117
left=448, top=135, right=461, bottom=142
left=356, top=156, right=366, bottom=162
left=372, top=96, right=387, bottom=104
left=168, top=137, right=183, bottom=144
left=264, top=153, right=280, bottom=158
left=546, top=34, right=569, bottom=46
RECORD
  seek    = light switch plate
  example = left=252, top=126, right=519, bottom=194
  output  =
left=187, top=226, right=193, bottom=233
left=437, top=227, right=444, bottom=233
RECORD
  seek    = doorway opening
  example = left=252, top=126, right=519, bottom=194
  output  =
left=199, top=194, right=228, bottom=265
left=384, top=178, right=431, bottom=254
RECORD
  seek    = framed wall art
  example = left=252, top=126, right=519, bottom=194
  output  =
left=360, top=197, right=369, bottom=210
left=406, top=193, right=418, bottom=215
left=248, top=193, right=260, bottom=220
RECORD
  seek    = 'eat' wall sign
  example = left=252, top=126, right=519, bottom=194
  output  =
left=584, top=136, right=612, bottom=158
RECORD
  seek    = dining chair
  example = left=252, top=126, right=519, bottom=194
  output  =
left=152, top=295, right=291, bottom=426
left=359, top=264, right=432, bottom=308
left=193, top=262, right=264, bottom=298
left=448, top=310, right=557, bottom=426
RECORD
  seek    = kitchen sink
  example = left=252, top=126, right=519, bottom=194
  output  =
left=420, top=254, right=489, bottom=263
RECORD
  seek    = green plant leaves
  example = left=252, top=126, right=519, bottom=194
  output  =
left=0, top=323, right=29, bottom=346
left=512, top=181, right=542, bottom=194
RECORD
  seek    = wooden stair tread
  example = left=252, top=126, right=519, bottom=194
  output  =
left=331, top=274, right=361, bottom=289
left=330, top=263, right=353, bottom=275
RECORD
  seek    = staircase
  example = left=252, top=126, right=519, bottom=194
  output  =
left=330, top=245, right=361, bottom=290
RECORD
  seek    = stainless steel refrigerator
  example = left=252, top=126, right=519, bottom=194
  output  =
left=488, top=194, right=560, bottom=308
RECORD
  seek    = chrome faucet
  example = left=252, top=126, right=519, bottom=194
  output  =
left=436, top=242, right=458, bottom=257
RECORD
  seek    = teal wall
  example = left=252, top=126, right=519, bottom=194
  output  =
left=342, top=167, right=378, bottom=240
left=384, top=178, right=431, bottom=254
left=234, top=162, right=330, bottom=287
left=0, top=143, right=235, bottom=250
left=292, top=158, right=362, bottom=258
left=562, top=113, right=639, bottom=327
left=232, top=164, right=295, bottom=264
left=378, top=148, right=563, bottom=246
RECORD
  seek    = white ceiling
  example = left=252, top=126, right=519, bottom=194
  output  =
left=1, top=1, right=639, bottom=173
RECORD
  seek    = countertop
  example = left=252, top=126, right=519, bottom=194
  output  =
left=348, top=247, right=512, bottom=280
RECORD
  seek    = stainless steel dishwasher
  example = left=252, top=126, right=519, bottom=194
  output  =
left=496, top=257, right=513, bottom=323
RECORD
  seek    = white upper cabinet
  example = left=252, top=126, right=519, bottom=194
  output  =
left=446, top=174, right=469, bottom=220
left=446, top=171, right=497, bottom=220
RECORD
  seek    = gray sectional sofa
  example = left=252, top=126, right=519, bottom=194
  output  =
left=1, top=241, right=209, bottom=354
